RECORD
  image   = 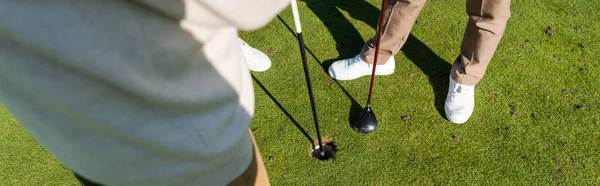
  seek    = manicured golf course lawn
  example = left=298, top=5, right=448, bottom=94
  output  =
left=1, top=0, right=599, bottom=185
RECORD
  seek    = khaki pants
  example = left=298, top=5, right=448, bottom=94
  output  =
left=227, top=130, right=271, bottom=186
left=360, top=0, right=511, bottom=85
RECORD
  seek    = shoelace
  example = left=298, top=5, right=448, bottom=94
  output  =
left=452, top=85, right=472, bottom=100
left=346, top=56, right=368, bottom=67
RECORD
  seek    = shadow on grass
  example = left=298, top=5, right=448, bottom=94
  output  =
left=304, top=0, right=379, bottom=61
left=277, top=16, right=364, bottom=131
left=251, top=74, right=315, bottom=147
left=401, top=35, right=451, bottom=117
left=302, top=0, right=451, bottom=117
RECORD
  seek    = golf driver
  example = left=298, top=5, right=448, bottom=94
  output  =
left=290, top=0, right=335, bottom=160
left=352, top=0, right=388, bottom=134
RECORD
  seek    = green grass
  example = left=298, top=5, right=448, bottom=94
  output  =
left=0, top=108, right=79, bottom=185
left=2, top=0, right=600, bottom=185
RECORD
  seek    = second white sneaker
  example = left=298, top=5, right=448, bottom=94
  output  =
left=239, top=38, right=271, bottom=72
left=328, top=55, right=395, bottom=80
left=444, top=76, right=475, bottom=124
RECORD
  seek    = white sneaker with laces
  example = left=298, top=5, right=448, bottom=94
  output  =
left=239, top=38, right=271, bottom=72
left=444, top=76, right=475, bottom=124
left=328, top=55, right=395, bottom=80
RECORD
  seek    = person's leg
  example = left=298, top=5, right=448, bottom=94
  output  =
left=227, top=129, right=270, bottom=186
left=73, top=129, right=269, bottom=186
left=445, top=0, right=510, bottom=124
left=360, top=0, right=427, bottom=65
left=328, top=0, right=426, bottom=80
left=451, top=0, right=511, bottom=85
left=74, top=130, right=270, bottom=186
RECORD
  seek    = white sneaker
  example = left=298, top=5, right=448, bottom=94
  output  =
left=239, top=38, right=271, bottom=72
left=444, top=76, right=475, bottom=124
left=328, top=55, right=395, bottom=80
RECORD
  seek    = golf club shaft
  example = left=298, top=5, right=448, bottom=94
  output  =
left=366, top=0, right=389, bottom=106
left=290, top=0, right=324, bottom=154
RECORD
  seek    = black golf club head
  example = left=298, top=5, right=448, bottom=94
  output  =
left=311, top=143, right=336, bottom=160
left=352, top=106, right=377, bottom=133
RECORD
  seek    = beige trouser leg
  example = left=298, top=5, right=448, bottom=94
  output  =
left=228, top=130, right=270, bottom=186
left=360, top=0, right=426, bottom=65
left=360, top=0, right=511, bottom=85
left=453, top=0, right=510, bottom=85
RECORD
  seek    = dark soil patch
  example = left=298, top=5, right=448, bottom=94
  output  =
left=311, top=137, right=338, bottom=161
